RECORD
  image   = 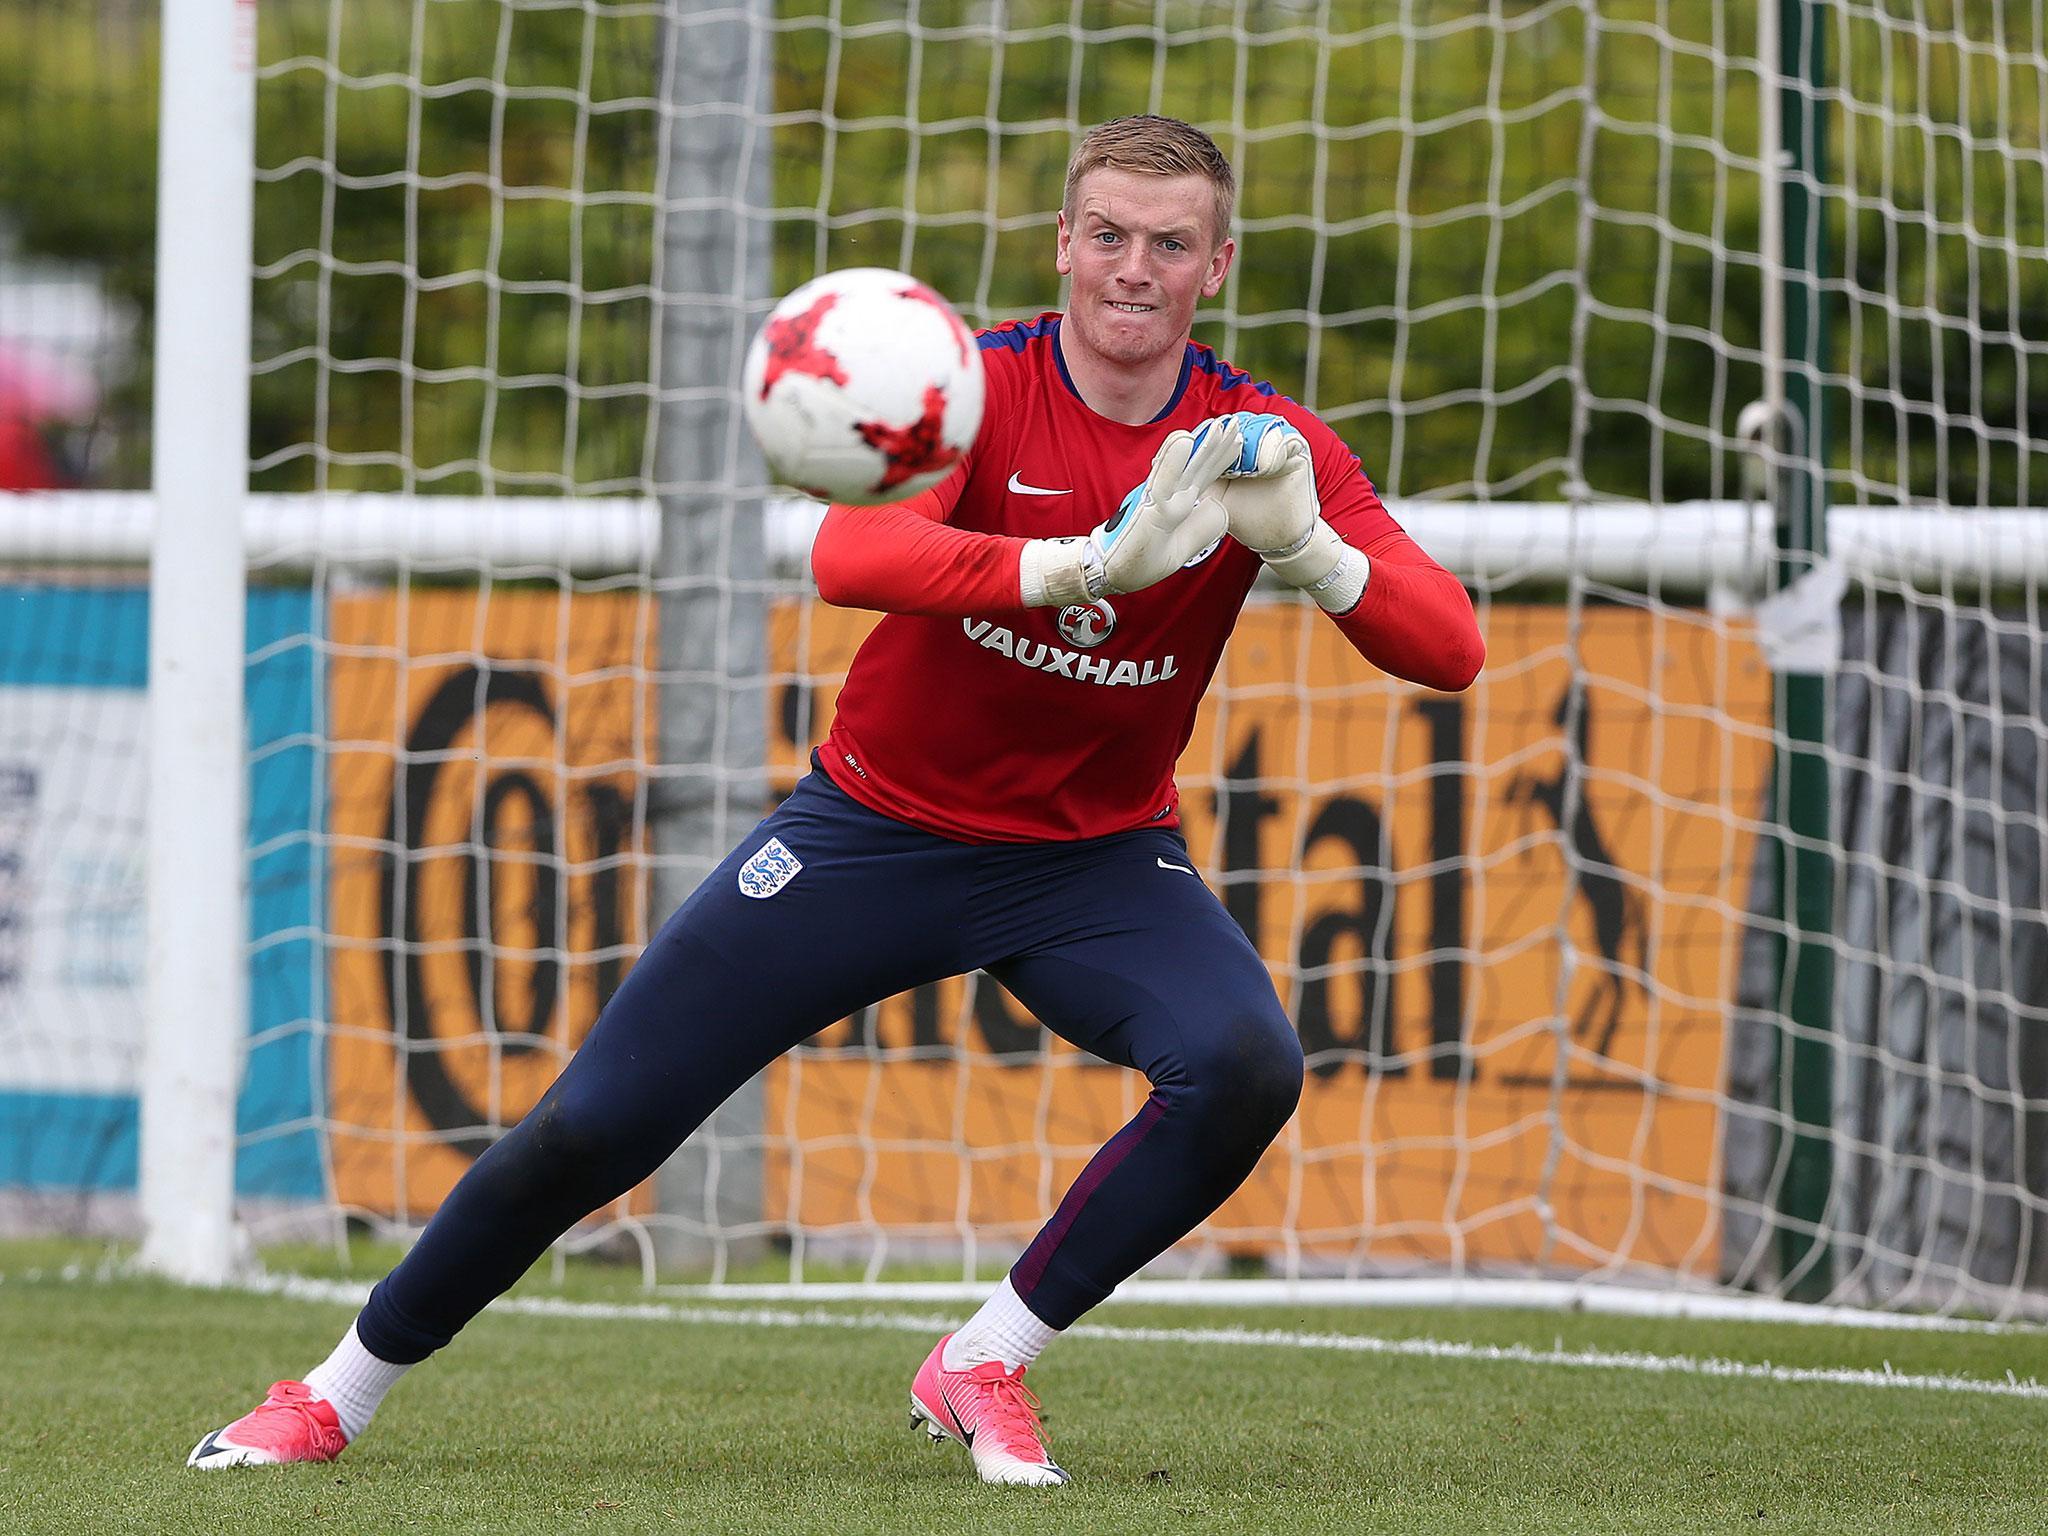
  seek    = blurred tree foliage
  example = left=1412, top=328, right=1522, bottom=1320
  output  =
left=1, top=0, right=2041, bottom=504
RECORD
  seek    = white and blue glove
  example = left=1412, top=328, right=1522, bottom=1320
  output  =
left=1213, top=412, right=1371, bottom=614
left=1019, top=419, right=1243, bottom=606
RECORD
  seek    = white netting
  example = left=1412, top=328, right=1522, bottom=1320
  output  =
left=2, top=0, right=2045, bottom=1315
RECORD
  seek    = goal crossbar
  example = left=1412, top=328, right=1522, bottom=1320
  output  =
left=7, top=493, right=2042, bottom=588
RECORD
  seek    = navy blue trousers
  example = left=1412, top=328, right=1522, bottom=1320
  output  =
left=358, top=767, right=1301, bottom=1361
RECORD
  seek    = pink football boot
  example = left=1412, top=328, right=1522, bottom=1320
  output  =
left=187, top=1380, right=348, bottom=1469
left=909, top=1333, right=1069, bottom=1486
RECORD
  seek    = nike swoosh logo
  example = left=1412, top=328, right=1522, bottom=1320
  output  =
left=942, top=1392, right=975, bottom=1446
left=1007, top=472, right=1071, bottom=497
left=1157, top=858, right=1196, bottom=875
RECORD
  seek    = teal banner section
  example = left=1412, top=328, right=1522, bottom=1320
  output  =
left=0, top=584, right=323, bottom=1199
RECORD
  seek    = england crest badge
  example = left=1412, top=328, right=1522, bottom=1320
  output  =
left=737, top=836, right=802, bottom=899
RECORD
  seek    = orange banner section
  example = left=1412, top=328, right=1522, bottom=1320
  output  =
left=762, top=601, right=1773, bottom=1272
left=326, top=591, right=651, bottom=1221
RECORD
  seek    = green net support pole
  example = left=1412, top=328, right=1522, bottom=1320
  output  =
left=1769, top=0, right=1835, bottom=1302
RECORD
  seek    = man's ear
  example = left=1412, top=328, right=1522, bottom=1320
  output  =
left=1201, top=236, right=1236, bottom=298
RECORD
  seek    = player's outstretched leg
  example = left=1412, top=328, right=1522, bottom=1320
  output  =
left=188, top=768, right=976, bottom=1468
left=182, top=935, right=755, bottom=1474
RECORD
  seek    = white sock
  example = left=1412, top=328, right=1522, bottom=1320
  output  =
left=942, top=1277, right=1059, bottom=1372
left=303, top=1321, right=412, bottom=1443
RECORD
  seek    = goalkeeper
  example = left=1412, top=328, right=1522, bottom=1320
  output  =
left=190, top=114, right=1483, bottom=1488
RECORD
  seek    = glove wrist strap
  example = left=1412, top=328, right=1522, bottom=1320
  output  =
left=1020, top=537, right=1107, bottom=608
left=1259, top=522, right=1319, bottom=561
left=1261, top=519, right=1370, bottom=614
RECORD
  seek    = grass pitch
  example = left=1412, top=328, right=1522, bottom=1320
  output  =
left=3, top=1240, right=2044, bottom=1535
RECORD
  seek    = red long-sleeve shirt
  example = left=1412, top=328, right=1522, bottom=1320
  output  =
left=810, top=313, right=1483, bottom=843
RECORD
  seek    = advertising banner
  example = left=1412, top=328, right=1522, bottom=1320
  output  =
left=328, top=591, right=1771, bottom=1274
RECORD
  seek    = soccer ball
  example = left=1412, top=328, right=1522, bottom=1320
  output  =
left=742, top=267, right=985, bottom=504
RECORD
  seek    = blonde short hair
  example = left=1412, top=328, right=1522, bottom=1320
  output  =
left=1062, top=115, right=1236, bottom=247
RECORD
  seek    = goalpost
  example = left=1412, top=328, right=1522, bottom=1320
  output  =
left=3, top=0, right=2045, bottom=1318
left=138, top=0, right=255, bottom=1284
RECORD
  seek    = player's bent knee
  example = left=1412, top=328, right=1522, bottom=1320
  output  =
left=1235, top=1031, right=1306, bottom=1135
left=1176, top=1009, right=1304, bottom=1149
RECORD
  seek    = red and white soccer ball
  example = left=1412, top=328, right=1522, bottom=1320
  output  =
left=742, top=267, right=985, bottom=504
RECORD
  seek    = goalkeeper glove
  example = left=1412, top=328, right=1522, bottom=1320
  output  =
left=1019, top=419, right=1242, bottom=607
left=1214, top=412, right=1371, bottom=614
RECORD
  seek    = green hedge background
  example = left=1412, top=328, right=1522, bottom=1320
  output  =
left=3, top=0, right=2040, bottom=505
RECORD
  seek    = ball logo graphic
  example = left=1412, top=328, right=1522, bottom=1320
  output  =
left=1057, top=600, right=1117, bottom=649
left=742, top=267, right=985, bottom=505
left=755, top=292, right=849, bottom=400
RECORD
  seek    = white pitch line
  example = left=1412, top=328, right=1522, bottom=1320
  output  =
left=653, top=1277, right=2042, bottom=1335
left=11, top=1265, right=2039, bottom=1402
left=224, top=1272, right=2048, bottom=1403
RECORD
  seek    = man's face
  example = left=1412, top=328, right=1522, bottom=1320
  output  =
left=1056, top=168, right=1234, bottom=370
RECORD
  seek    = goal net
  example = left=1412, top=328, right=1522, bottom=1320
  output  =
left=2, top=0, right=2045, bottom=1316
